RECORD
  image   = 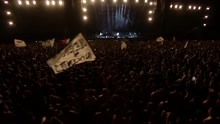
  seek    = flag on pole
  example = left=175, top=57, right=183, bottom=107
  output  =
left=42, top=38, right=55, bottom=47
left=14, top=39, right=26, bottom=47
left=47, top=33, right=96, bottom=74
left=121, top=41, right=127, bottom=50
left=184, top=41, right=189, bottom=48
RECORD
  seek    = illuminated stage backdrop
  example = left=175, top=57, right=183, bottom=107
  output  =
left=81, top=0, right=157, bottom=33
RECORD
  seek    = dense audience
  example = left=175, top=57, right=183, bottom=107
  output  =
left=0, top=40, right=220, bottom=124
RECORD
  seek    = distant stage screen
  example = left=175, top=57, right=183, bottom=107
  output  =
left=87, top=3, right=151, bottom=32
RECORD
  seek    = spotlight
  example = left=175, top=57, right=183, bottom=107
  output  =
left=4, top=1, right=8, bottom=4
left=18, top=0, right=22, bottom=5
left=145, top=0, right=148, bottom=3
left=148, top=17, right=152, bottom=21
left=26, top=1, right=30, bottom=5
left=113, top=0, right=117, bottom=3
left=33, top=0, right=36, bottom=5
left=91, top=0, right=95, bottom=3
left=193, top=6, right=196, bottom=10
left=46, top=0, right=50, bottom=6
left=179, top=5, right=182, bottom=9
left=206, top=7, right=210, bottom=10
left=82, top=7, right=87, bottom=12
left=203, top=23, right=207, bottom=27
left=52, top=0, right=55, bottom=6
left=149, top=2, right=153, bottom=6
left=204, top=15, right=208, bottom=19
left=82, top=0, right=86, bottom=4
left=135, top=0, right=139, bottom=3
left=8, top=21, right=14, bottom=26
left=123, top=0, right=127, bottom=3
left=148, top=10, right=153, bottom=14
left=83, top=15, right=88, bottom=20
left=188, top=5, right=192, bottom=10
left=101, top=0, right=105, bottom=2
left=174, top=5, right=178, bottom=9
left=59, top=0, right=63, bottom=5
left=6, top=11, right=11, bottom=15
left=198, top=6, right=201, bottom=10
left=170, top=4, right=173, bottom=8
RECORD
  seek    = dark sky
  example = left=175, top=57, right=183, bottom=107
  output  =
left=0, top=0, right=219, bottom=41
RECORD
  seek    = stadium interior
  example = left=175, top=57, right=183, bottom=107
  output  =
left=1, top=1, right=220, bottom=124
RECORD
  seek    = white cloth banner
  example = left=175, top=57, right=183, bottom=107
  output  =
left=14, top=39, right=26, bottom=47
left=121, top=41, right=127, bottom=50
left=42, top=38, right=55, bottom=47
left=47, top=33, right=96, bottom=74
left=184, top=41, right=189, bottom=48
left=156, top=36, right=164, bottom=45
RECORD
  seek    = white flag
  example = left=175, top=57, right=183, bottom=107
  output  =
left=14, top=39, right=26, bottom=47
left=184, top=41, right=189, bottom=48
left=156, top=36, right=164, bottom=45
left=121, top=41, right=127, bottom=50
left=42, top=38, right=55, bottom=47
left=47, top=33, right=96, bottom=74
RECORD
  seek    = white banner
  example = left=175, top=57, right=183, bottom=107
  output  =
left=42, top=38, right=55, bottom=47
left=184, top=41, right=189, bottom=48
left=121, top=41, right=127, bottom=50
left=47, top=33, right=96, bottom=74
left=14, top=39, right=26, bottom=47
left=156, top=36, right=164, bottom=45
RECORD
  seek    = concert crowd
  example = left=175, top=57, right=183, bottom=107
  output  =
left=0, top=40, right=220, bottom=124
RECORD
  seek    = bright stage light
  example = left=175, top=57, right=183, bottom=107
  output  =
left=4, top=1, right=8, bottom=4
left=83, top=16, right=88, bottom=20
left=198, top=6, right=201, bottom=10
left=6, top=11, right=11, bottom=15
left=46, top=0, right=50, bottom=6
left=113, top=0, right=117, bottom=3
left=148, top=10, right=153, bottom=14
left=174, top=5, right=178, bottom=9
left=82, top=0, right=87, bottom=4
left=91, top=0, right=95, bottom=3
left=123, top=0, right=127, bottom=3
left=193, top=6, right=196, bottom=10
left=26, top=1, right=30, bottom=5
left=82, top=7, right=87, bottom=12
left=101, top=0, right=105, bottom=2
left=145, top=0, right=148, bottom=3
left=148, top=17, right=152, bottom=21
left=59, top=1, right=63, bottom=5
left=8, top=21, right=14, bottom=26
left=203, top=23, right=206, bottom=27
left=52, top=0, right=55, bottom=6
left=149, top=2, right=153, bottom=6
left=204, top=15, right=208, bottom=19
left=170, top=4, right=173, bottom=8
left=179, top=5, right=182, bottom=9
left=135, top=0, right=139, bottom=3
left=18, top=0, right=22, bottom=5
left=33, top=0, right=36, bottom=5
left=188, top=5, right=192, bottom=10
left=206, top=7, right=210, bottom=10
